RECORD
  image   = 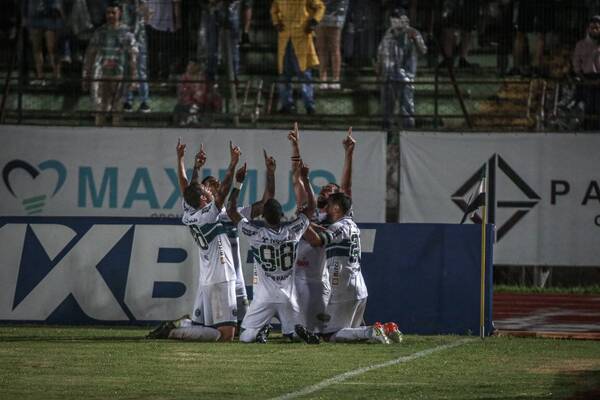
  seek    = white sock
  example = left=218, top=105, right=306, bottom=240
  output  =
left=329, top=327, right=371, bottom=343
left=168, top=326, right=221, bottom=341
left=177, top=318, right=192, bottom=328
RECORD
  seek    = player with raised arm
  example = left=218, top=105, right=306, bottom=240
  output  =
left=296, top=192, right=403, bottom=344
left=227, top=155, right=316, bottom=343
left=146, top=140, right=241, bottom=342
left=218, top=149, right=277, bottom=329
left=288, top=123, right=357, bottom=338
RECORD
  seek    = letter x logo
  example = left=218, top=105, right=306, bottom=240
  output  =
left=451, top=154, right=540, bottom=241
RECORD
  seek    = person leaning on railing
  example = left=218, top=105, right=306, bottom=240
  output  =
left=376, top=8, right=426, bottom=131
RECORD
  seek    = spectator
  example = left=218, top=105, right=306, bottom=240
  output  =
left=200, top=0, right=253, bottom=82
left=146, top=0, right=181, bottom=83
left=122, top=0, right=151, bottom=113
left=438, top=0, right=480, bottom=69
left=342, top=0, right=383, bottom=70
left=271, top=0, right=325, bottom=115
left=173, top=60, right=222, bottom=126
left=22, top=0, right=66, bottom=83
left=82, top=1, right=138, bottom=126
left=315, top=0, right=349, bottom=90
left=376, top=9, right=426, bottom=130
left=509, top=1, right=558, bottom=76
left=572, top=15, right=600, bottom=130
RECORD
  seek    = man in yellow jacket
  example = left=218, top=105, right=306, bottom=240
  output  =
left=271, top=0, right=325, bottom=114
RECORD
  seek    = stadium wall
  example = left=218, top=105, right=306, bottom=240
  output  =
left=0, top=217, right=494, bottom=336
left=398, top=132, right=600, bottom=267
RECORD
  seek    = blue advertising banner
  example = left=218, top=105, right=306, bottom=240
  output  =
left=0, top=218, right=493, bottom=335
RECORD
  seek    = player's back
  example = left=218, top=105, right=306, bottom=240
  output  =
left=182, top=201, right=236, bottom=285
left=239, top=214, right=310, bottom=306
left=323, top=216, right=367, bottom=303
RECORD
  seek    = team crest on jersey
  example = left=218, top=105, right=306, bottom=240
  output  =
left=194, top=308, right=202, bottom=317
left=232, top=308, right=237, bottom=317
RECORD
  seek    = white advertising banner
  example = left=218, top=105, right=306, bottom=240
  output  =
left=399, top=132, right=600, bottom=266
left=0, top=126, right=386, bottom=222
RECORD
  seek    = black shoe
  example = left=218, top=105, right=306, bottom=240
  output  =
left=241, top=32, right=250, bottom=45
left=437, top=58, right=454, bottom=69
left=139, top=102, right=151, bottom=113
left=458, top=58, right=479, bottom=69
left=294, top=324, right=320, bottom=344
left=255, top=324, right=272, bottom=344
left=123, top=102, right=133, bottom=112
left=145, top=321, right=175, bottom=339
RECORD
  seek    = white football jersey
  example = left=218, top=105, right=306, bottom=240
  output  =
left=219, top=206, right=252, bottom=287
left=321, top=216, right=368, bottom=303
left=182, top=201, right=236, bottom=285
left=295, top=209, right=329, bottom=282
left=238, top=213, right=310, bottom=309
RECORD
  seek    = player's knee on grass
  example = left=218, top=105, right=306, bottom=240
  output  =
left=217, top=325, right=236, bottom=342
left=240, top=328, right=260, bottom=343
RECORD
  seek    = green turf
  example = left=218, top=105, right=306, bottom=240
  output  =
left=1, top=326, right=599, bottom=400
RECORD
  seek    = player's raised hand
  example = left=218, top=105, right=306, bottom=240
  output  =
left=287, top=121, right=299, bottom=144
left=194, top=143, right=206, bottom=168
left=176, top=138, right=186, bottom=159
left=343, top=127, right=356, bottom=152
left=264, top=149, right=276, bottom=172
left=235, top=162, right=247, bottom=183
left=230, top=140, right=241, bottom=164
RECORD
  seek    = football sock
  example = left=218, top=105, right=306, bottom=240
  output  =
left=236, top=296, right=249, bottom=323
left=329, top=327, right=370, bottom=342
left=168, top=326, right=221, bottom=341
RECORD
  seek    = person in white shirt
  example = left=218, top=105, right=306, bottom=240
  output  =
left=226, top=159, right=316, bottom=343
left=298, top=192, right=402, bottom=344
left=146, top=139, right=241, bottom=342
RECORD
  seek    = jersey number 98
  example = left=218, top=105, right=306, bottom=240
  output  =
left=259, top=242, right=296, bottom=273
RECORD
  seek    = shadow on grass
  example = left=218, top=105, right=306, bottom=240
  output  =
left=553, top=369, right=600, bottom=400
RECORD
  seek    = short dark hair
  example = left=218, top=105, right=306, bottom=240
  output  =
left=184, top=183, right=203, bottom=209
left=263, top=198, right=283, bottom=226
left=202, top=176, right=216, bottom=185
left=591, top=15, right=600, bottom=24
left=107, top=1, right=122, bottom=9
left=328, top=192, right=352, bottom=214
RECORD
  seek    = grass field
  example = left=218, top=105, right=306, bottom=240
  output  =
left=1, top=326, right=600, bottom=400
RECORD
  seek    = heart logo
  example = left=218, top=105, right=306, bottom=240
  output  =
left=2, top=160, right=67, bottom=215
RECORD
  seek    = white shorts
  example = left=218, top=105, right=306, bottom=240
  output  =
left=322, top=298, right=367, bottom=334
left=241, top=300, right=300, bottom=335
left=295, top=278, right=331, bottom=332
left=192, top=280, right=237, bottom=327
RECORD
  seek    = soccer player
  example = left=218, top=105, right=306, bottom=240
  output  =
left=297, top=192, right=402, bottom=344
left=226, top=158, right=316, bottom=343
left=289, top=123, right=355, bottom=334
left=146, top=139, right=241, bottom=342
left=213, top=149, right=276, bottom=328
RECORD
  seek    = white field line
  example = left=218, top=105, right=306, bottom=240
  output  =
left=269, top=338, right=476, bottom=400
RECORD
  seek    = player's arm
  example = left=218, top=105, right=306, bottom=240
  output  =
left=176, top=138, right=190, bottom=194
left=251, top=149, right=276, bottom=218
left=189, top=143, right=207, bottom=187
left=299, top=161, right=316, bottom=217
left=215, top=141, right=241, bottom=209
left=340, top=127, right=355, bottom=198
left=227, top=163, right=247, bottom=225
left=288, top=122, right=307, bottom=208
